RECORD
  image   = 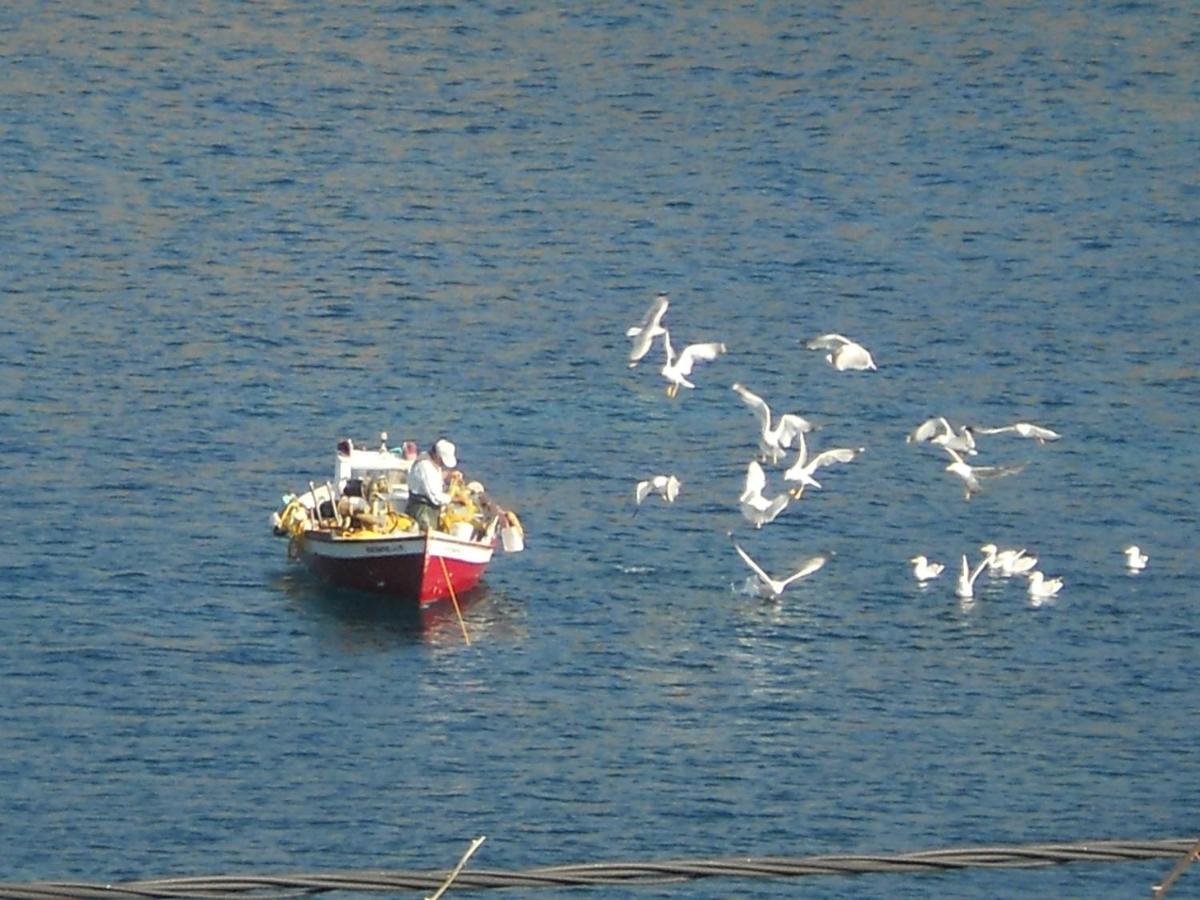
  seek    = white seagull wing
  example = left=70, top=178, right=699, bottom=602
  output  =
left=664, top=475, right=680, bottom=503
left=775, top=413, right=816, bottom=446
left=627, top=294, right=669, bottom=366
left=808, top=446, right=864, bottom=471
left=805, top=333, right=851, bottom=350
left=777, top=553, right=830, bottom=588
left=731, top=383, right=771, bottom=432
left=907, top=418, right=943, bottom=443
left=741, top=459, right=767, bottom=500
left=675, top=341, right=726, bottom=376
left=731, top=537, right=775, bottom=588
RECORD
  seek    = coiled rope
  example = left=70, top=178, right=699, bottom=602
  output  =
left=2, top=837, right=1197, bottom=899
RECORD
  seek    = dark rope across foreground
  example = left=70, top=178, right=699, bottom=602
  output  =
left=4, top=837, right=1197, bottom=899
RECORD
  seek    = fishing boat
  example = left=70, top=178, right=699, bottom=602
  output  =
left=271, top=433, right=524, bottom=606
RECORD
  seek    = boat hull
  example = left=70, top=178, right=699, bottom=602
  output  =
left=297, top=530, right=493, bottom=606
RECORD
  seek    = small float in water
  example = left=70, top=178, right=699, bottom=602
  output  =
left=271, top=433, right=523, bottom=606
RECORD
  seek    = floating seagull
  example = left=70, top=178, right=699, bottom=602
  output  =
left=942, top=447, right=1026, bottom=500
left=907, top=417, right=977, bottom=455
left=626, top=292, right=669, bottom=368
left=805, top=333, right=877, bottom=371
left=1124, top=544, right=1148, bottom=571
left=634, top=474, right=680, bottom=512
left=660, top=328, right=726, bottom=397
left=955, top=553, right=989, bottom=599
left=782, top=430, right=864, bottom=495
left=980, top=543, right=1038, bottom=577
left=972, top=422, right=1061, bottom=444
left=731, top=382, right=815, bottom=464
left=730, top=533, right=830, bottom=598
left=909, top=555, right=945, bottom=582
left=1026, top=570, right=1063, bottom=601
left=738, top=459, right=790, bottom=528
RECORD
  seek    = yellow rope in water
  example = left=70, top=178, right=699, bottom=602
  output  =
left=438, top=554, right=470, bottom=645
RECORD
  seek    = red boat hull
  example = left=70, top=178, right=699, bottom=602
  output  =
left=297, top=530, right=493, bottom=606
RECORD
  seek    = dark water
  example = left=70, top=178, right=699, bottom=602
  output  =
left=2, top=2, right=1198, bottom=896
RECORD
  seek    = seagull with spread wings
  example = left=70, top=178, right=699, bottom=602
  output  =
left=955, top=553, right=990, bottom=599
left=635, top=474, right=680, bottom=507
left=907, top=416, right=977, bottom=455
left=972, top=422, right=1061, bottom=444
left=730, top=534, right=831, bottom=598
left=942, top=446, right=1026, bottom=500
left=731, top=382, right=815, bottom=464
left=783, top=430, right=865, bottom=496
left=660, top=328, right=726, bottom=397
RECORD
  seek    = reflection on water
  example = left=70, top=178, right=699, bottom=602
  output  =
left=271, top=569, right=525, bottom=649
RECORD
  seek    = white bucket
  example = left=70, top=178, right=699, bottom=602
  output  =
left=450, top=522, right=475, bottom=540
left=501, top=522, right=525, bottom=552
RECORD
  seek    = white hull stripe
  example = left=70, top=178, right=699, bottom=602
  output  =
left=304, top=533, right=494, bottom=565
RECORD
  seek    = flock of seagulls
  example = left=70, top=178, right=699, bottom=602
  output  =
left=624, top=292, right=1149, bottom=603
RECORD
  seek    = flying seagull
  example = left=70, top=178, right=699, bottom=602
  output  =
left=805, top=333, right=876, bottom=371
left=738, top=459, right=790, bottom=529
left=907, top=416, right=977, bottom=455
left=660, top=328, right=726, bottom=397
left=730, top=533, right=831, bottom=598
left=972, top=422, right=1061, bottom=444
left=634, top=474, right=681, bottom=514
left=942, top=446, right=1026, bottom=500
left=626, top=292, right=669, bottom=367
left=731, top=382, right=815, bottom=464
left=783, top=430, right=865, bottom=495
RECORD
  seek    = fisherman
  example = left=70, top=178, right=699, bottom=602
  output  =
left=404, top=438, right=458, bottom=531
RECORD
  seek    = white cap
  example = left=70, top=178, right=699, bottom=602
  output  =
left=434, top=438, right=457, bottom=469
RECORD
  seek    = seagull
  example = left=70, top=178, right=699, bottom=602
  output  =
left=942, top=447, right=1026, bottom=500
left=626, top=292, right=669, bottom=367
left=731, top=383, right=816, bottom=464
left=1123, top=544, right=1148, bottom=571
left=972, top=422, right=1061, bottom=444
left=738, top=459, right=790, bottom=528
left=979, top=543, right=1038, bottom=577
left=782, top=430, right=865, bottom=495
left=805, top=333, right=876, bottom=371
left=1026, top=570, right=1063, bottom=601
left=730, top=534, right=830, bottom=598
left=955, top=553, right=989, bottom=599
left=660, top=328, right=726, bottom=397
left=634, top=474, right=680, bottom=512
left=909, top=555, right=945, bottom=582
left=907, top=417, right=977, bottom=455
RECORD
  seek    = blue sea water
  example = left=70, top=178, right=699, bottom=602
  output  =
left=1, top=1, right=1198, bottom=896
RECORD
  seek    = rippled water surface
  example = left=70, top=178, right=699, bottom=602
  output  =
left=2, top=2, right=1198, bottom=896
